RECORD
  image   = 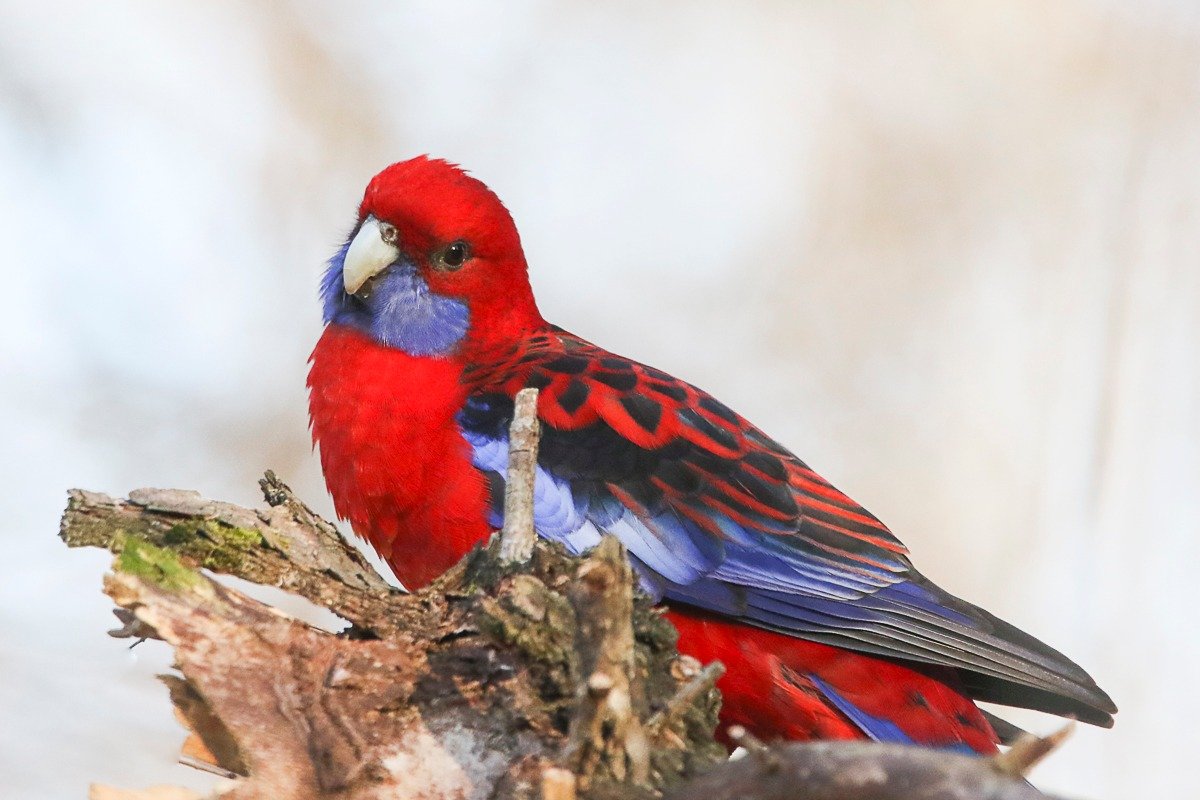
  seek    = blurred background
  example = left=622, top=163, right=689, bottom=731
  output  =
left=2, top=2, right=1196, bottom=798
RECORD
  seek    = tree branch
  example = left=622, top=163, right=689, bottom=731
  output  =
left=665, top=737, right=1072, bottom=800
left=60, top=480, right=413, bottom=637
left=61, top=473, right=724, bottom=798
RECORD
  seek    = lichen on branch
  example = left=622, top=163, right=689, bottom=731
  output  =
left=61, top=476, right=724, bottom=800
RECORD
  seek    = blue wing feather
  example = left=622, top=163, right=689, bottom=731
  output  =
left=807, top=675, right=982, bottom=752
left=807, top=675, right=915, bottom=745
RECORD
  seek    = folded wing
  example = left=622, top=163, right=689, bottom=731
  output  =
left=459, top=327, right=1116, bottom=726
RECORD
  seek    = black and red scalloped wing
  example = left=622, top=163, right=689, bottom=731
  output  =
left=465, top=327, right=911, bottom=585
left=459, top=327, right=1116, bottom=726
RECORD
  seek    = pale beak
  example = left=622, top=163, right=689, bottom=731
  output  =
left=343, top=215, right=401, bottom=295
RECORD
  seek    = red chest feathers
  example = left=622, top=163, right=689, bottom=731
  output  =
left=307, top=325, right=493, bottom=588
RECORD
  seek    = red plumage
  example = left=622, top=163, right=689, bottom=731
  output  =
left=309, top=324, right=489, bottom=588
left=308, top=157, right=1114, bottom=755
left=667, top=612, right=997, bottom=753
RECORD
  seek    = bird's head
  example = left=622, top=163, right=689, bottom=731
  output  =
left=322, top=157, right=544, bottom=358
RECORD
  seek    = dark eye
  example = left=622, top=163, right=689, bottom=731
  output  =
left=435, top=240, right=471, bottom=271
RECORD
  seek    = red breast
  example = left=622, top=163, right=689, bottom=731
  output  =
left=307, top=324, right=493, bottom=588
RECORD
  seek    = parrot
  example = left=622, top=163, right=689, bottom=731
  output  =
left=307, top=156, right=1116, bottom=754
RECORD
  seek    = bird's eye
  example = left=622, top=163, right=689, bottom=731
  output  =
left=434, top=240, right=471, bottom=271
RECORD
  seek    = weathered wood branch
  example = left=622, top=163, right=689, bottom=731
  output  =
left=664, top=736, right=1072, bottom=800
left=60, top=473, right=723, bottom=799
left=59, top=401, right=1079, bottom=798
left=62, top=478, right=411, bottom=637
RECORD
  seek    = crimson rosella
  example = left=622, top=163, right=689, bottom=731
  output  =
left=308, top=157, right=1115, bottom=753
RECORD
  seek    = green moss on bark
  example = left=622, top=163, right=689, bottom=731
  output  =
left=115, top=536, right=207, bottom=593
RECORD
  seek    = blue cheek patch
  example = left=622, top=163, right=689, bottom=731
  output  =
left=320, top=240, right=354, bottom=324
left=321, top=244, right=469, bottom=357
left=368, top=268, right=470, bottom=356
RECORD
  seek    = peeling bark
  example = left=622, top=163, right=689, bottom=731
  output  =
left=61, top=478, right=723, bottom=799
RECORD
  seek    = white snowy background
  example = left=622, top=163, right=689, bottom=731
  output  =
left=1, top=2, right=1196, bottom=798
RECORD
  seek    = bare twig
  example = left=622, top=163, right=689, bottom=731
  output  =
left=498, top=387, right=542, bottom=563
left=177, top=756, right=239, bottom=781
left=992, top=720, right=1076, bottom=778
left=725, top=726, right=766, bottom=755
left=646, top=661, right=725, bottom=738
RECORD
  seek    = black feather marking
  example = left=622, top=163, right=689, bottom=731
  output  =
left=642, top=365, right=675, bottom=382
left=558, top=333, right=589, bottom=352
left=699, top=395, right=742, bottom=426
left=619, top=393, right=663, bottom=433
left=730, top=465, right=800, bottom=518
left=679, top=407, right=740, bottom=452
left=647, top=380, right=688, bottom=401
left=557, top=379, right=590, bottom=415
left=593, top=370, right=639, bottom=391
left=799, top=517, right=899, bottom=557
left=459, top=393, right=513, bottom=438
left=803, top=505, right=892, bottom=537
left=955, top=711, right=987, bottom=733
left=526, top=371, right=553, bottom=389
left=545, top=355, right=590, bottom=374
left=681, top=444, right=738, bottom=476
left=654, top=460, right=704, bottom=495
left=657, top=438, right=692, bottom=461
left=745, top=426, right=797, bottom=459
left=744, top=450, right=789, bottom=482
left=702, top=488, right=796, bottom=533
left=618, top=475, right=667, bottom=514
left=518, top=351, right=543, bottom=364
